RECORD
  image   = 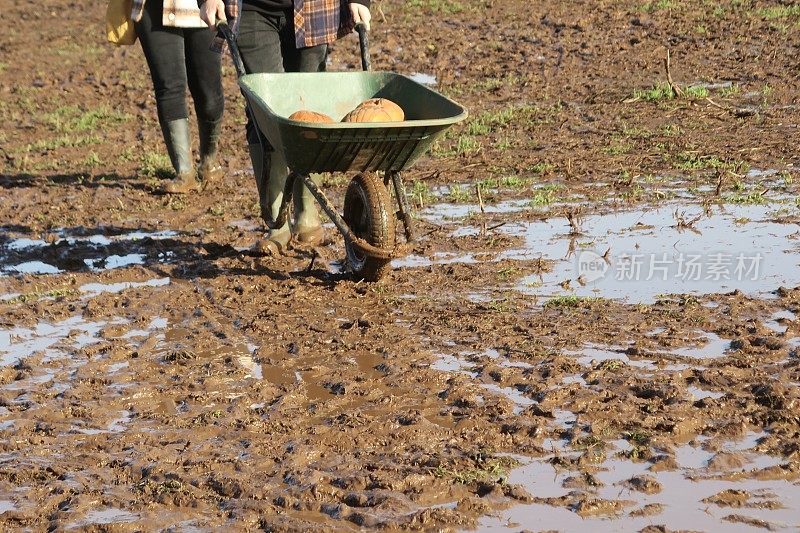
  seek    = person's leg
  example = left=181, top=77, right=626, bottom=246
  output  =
left=184, top=26, right=224, bottom=184
left=135, top=0, right=197, bottom=193
left=280, top=27, right=329, bottom=245
left=237, top=10, right=291, bottom=254
left=280, top=40, right=328, bottom=74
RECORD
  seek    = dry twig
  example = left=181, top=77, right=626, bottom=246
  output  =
left=664, top=50, right=685, bottom=98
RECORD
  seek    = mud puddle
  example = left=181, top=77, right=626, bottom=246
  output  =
left=406, top=202, right=799, bottom=304
left=0, top=315, right=120, bottom=366
left=79, top=277, right=171, bottom=297
left=237, top=346, right=263, bottom=380
left=65, top=508, right=140, bottom=529
left=564, top=343, right=657, bottom=370
left=431, top=336, right=798, bottom=532
left=513, top=204, right=799, bottom=303
left=1, top=277, right=171, bottom=406
left=508, top=204, right=799, bottom=303
left=480, top=436, right=800, bottom=532
left=667, top=330, right=732, bottom=359
left=765, top=310, right=797, bottom=334
left=431, top=349, right=537, bottom=413
left=0, top=229, right=182, bottom=276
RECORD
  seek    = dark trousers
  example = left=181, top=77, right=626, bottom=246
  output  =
left=237, top=8, right=328, bottom=145
left=135, top=0, right=224, bottom=125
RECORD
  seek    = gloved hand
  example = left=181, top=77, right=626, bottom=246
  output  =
left=199, top=0, right=226, bottom=28
left=350, top=2, right=371, bottom=32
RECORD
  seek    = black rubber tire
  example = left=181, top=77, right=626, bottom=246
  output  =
left=343, top=173, right=396, bottom=281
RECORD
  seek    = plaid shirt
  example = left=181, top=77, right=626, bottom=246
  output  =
left=131, top=0, right=205, bottom=27
left=214, top=0, right=364, bottom=50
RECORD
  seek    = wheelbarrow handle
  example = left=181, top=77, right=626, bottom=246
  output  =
left=218, top=20, right=368, bottom=74
left=355, top=23, right=370, bottom=72
left=216, top=20, right=248, bottom=78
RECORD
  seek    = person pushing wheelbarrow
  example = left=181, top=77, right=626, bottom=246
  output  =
left=198, top=0, right=373, bottom=255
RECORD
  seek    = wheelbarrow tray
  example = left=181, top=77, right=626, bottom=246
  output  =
left=238, top=71, right=467, bottom=175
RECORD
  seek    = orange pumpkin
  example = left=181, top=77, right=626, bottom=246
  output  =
left=288, top=110, right=334, bottom=123
left=342, top=98, right=405, bottom=123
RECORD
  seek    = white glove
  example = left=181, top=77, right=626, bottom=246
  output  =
left=350, top=3, right=371, bottom=31
left=200, top=0, right=226, bottom=28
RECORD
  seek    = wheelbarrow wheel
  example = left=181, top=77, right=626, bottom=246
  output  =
left=343, top=172, right=396, bottom=281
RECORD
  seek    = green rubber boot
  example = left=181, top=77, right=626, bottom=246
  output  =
left=292, top=173, right=324, bottom=246
left=198, top=118, right=224, bottom=185
left=159, top=118, right=199, bottom=194
left=249, top=143, right=290, bottom=255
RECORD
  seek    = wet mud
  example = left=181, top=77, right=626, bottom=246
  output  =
left=2, top=0, right=800, bottom=531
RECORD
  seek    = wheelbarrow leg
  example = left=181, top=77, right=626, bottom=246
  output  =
left=387, top=170, right=416, bottom=243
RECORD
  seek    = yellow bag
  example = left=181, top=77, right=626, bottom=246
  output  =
left=106, top=0, right=137, bottom=46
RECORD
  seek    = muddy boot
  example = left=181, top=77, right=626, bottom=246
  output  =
left=249, top=143, right=290, bottom=255
left=198, top=118, right=224, bottom=185
left=292, top=173, right=324, bottom=246
left=159, top=118, right=200, bottom=194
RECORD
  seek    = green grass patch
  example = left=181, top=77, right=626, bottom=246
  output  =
left=683, top=85, right=710, bottom=98
left=527, top=184, right=561, bottom=206
left=674, top=152, right=748, bottom=172
left=600, top=359, right=625, bottom=371
left=465, top=108, right=516, bottom=136
left=466, top=121, right=491, bottom=136
left=453, top=136, right=481, bottom=155
left=620, top=125, right=652, bottom=138
left=632, top=82, right=710, bottom=102
left=434, top=135, right=482, bottom=157
left=52, top=43, right=104, bottom=58
left=605, top=142, right=635, bottom=155
left=470, top=74, right=528, bottom=93
left=493, top=137, right=513, bottom=151
left=661, top=124, right=683, bottom=136
left=42, top=105, right=132, bottom=133
left=83, top=151, right=102, bottom=168
left=447, top=184, right=472, bottom=202
left=6, top=288, right=77, bottom=304
left=726, top=192, right=768, bottom=205
left=25, top=133, right=101, bottom=152
left=719, top=84, right=740, bottom=97
left=410, top=180, right=435, bottom=205
left=478, top=175, right=531, bottom=191
left=407, top=0, right=465, bottom=14
left=757, top=5, right=800, bottom=19
left=140, top=151, right=173, bottom=178
left=529, top=162, right=553, bottom=175
left=543, top=295, right=598, bottom=308
left=633, top=82, right=676, bottom=102
left=641, top=0, right=677, bottom=12
left=573, top=435, right=604, bottom=450
left=624, top=431, right=651, bottom=446
left=433, top=453, right=518, bottom=485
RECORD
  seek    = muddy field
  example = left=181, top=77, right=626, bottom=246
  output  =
left=2, top=0, right=800, bottom=531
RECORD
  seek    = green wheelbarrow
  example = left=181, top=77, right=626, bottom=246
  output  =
left=217, top=22, right=467, bottom=281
